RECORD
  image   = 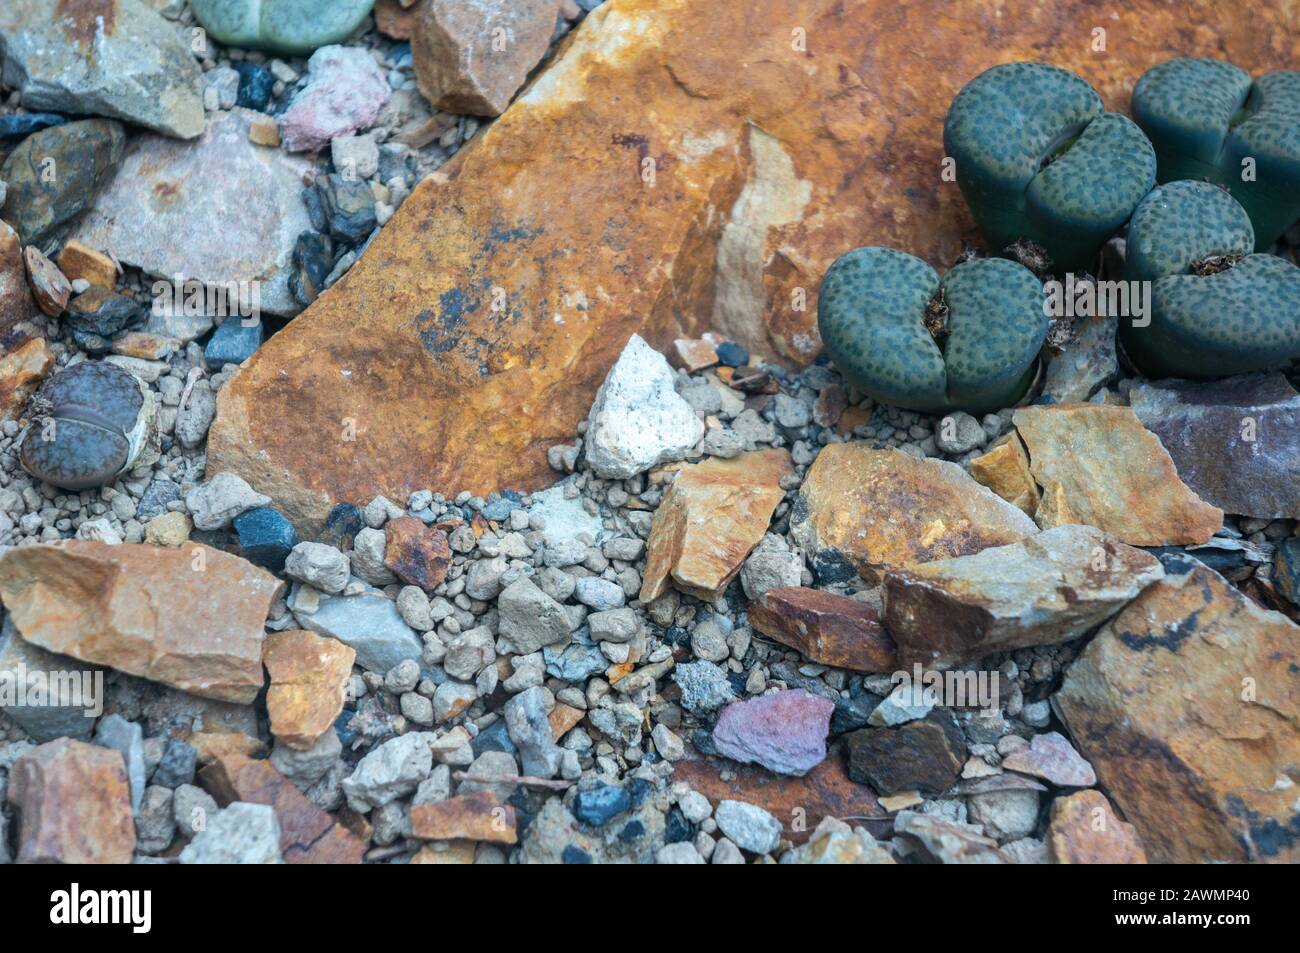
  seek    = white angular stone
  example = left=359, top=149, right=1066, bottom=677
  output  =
left=584, top=334, right=704, bottom=479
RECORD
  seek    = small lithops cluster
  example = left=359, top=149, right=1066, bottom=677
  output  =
left=17, top=362, right=158, bottom=491
left=818, top=248, right=1047, bottom=414
left=1120, top=180, right=1300, bottom=379
left=191, top=0, right=376, bottom=57
left=1132, top=58, right=1300, bottom=249
left=944, top=61, right=1156, bottom=272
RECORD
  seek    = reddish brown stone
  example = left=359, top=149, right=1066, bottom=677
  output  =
left=674, top=756, right=886, bottom=846
left=23, top=246, right=70, bottom=316
left=189, top=730, right=267, bottom=765
left=199, top=753, right=366, bottom=864
left=410, top=790, right=517, bottom=844
left=748, top=586, right=896, bottom=672
left=0, top=336, right=54, bottom=422
left=1048, top=790, right=1148, bottom=864
left=208, top=0, right=1294, bottom=533
left=263, top=629, right=355, bottom=750
left=383, top=516, right=451, bottom=589
left=548, top=702, right=585, bottom=740
left=6, top=738, right=135, bottom=864
left=375, top=0, right=423, bottom=39
left=0, top=541, right=282, bottom=703
left=0, top=219, right=40, bottom=339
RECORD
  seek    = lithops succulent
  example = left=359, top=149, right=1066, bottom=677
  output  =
left=945, top=62, right=1156, bottom=272
left=819, top=247, right=1048, bottom=414
left=190, top=0, right=376, bottom=56
left=18, top=362, right=157, bottom=490
left=1120, top=180, right=1300, bottom=379
left=1132, top=59, right=1300, bottom=250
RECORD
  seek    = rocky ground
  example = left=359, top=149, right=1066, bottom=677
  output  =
left=0, top=0, right=1297, bottom=865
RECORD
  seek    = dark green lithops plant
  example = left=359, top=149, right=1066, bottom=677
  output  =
left=1121, top=180, right=1300, bottom=379
left=945, top=62, right=1156, bottom=272
left=18, top=362, right=157, bottom=491
left=1132, top=59, right=1300, bottom=250
left=818, top=247, right=1048, bottom=414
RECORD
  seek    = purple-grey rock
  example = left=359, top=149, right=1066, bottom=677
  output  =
left=711, top=689, right=833, bottom=777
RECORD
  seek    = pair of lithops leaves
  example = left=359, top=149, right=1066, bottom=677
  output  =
left=944, top=61, right=1157, bottom=273
left=191, top=0, right=375, bottom=56
left=1133, top=58, right=1300, bottom=251
left=18, top=362, right=158, bottom=491
left=819, top=250, right=1047, bottom=415
left=1121, top=179, right=1300, bottom=379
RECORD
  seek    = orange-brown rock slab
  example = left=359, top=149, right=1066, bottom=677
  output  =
left=1013, top=404, right=1222, bottom=545
left=640, top=449, right=792, bottom=602
left=969, top=432, right=1039, bottom=516
left=1, top=219, right=40, bottom=342
left=0, top=541, right=283, bottom=703
left=207, top=0, right=1293, bottom=534
left=410, top=790, right=517, bottom=843
left=0, top=336, right=54, bottom=422
left=6, top=738, right=136, bottom=864
left=411, top=840, right=477, bottom=864
left=56, top=239, right=117, bottom=288
left=1057, top=563, right=1300, bottom=864
left=548, top=702, right=585, bottom=740
left=748, top=586, right=897, bottom=672
left=199, top=753, right=366, bottom=864
left=790, top=444, right=1038, bottom=585
left=674, top=756, right=886, bottom=846
left=1047, top=790, right=1148, bottom=864
left=263, top=629, right=355, bottom=750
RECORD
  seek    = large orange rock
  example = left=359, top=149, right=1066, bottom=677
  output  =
left=0, top=336, right=54, bottom=422
left=207, top=0, right=1296, bottom=532
left=0, top=541, right=283, bottom=703
left=1047, top=790, right=1147, bottom=865
left=1057, top=563, right=1300, bottom=864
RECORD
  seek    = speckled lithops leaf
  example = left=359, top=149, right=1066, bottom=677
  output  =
left=1124, top=180, right=1255, bottom=283
left=818, top=247, right=1046, bottom=414
left=945, top=61, right=1155, bottom=270
left=1133, top=58, right=1300, bottom=248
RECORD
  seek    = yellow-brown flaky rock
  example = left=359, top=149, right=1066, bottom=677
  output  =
left=1057, top=563, right=1300, bottom=864
left=1047, top=790, right=1147, bottom=865
left=969, top=432, right=1039, bottom=517
left=640, top=449, right=792, bottom=602
left=410, top=790, right=517, bottom=844
left=6, top=738, right=135, bottom=864
left=1013, top=404, right=1222, bottom=546
left=0, top=336, right=54, bottom=422
left=0, top=541, right=283, bottom=703
left=790, top=444, right=1038, bottom=585
left=206, top=0, right=1294, bottom=533
left=263, top=630, right=355, bottom=750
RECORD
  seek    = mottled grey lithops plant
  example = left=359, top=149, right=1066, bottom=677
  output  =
left=1132, top=58, right=1300, bottom=250
left=818, top=247, right=1047, bottom=414
left=944, top=61, right=1156, bottom=272
left=18, top=362, right=158, bottom=490
left=1121, top=179, right=1300, bottom=379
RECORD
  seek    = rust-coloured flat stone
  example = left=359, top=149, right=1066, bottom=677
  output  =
left=57, top=239, right=117, bottom=288
left=1047, top=789, right=1147, bottom=864
left=748, top=586, right=897, bottom=672
left=640, top=449, right=792, bottom=602
left=199, top=753, right=366, bottom=864
left=1013, top=404, right=1223, bottom=546
left=384, top=517, right=452, bottom=589
left=674, top=755, right=886, bottom=846
left=263, top=629, right=355, bottom=750
left=6, top=738, right=135, bottom=864
left=791, top=444, right=1038, bottom=585
left=0, top=541, right=283, bottom=703
left=1057, top=564, right=1300, bottom=864
left=0, top=336, right=54, bottom=422
left=207, top=0, right=1294, bottom=533
left=410, top=790, right=517, bottom=844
